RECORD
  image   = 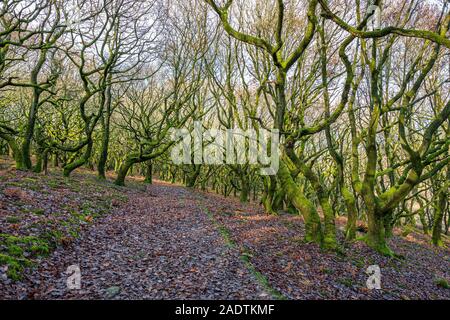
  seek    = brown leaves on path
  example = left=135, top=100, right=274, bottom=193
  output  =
left=1, top=161, right=448, bottom=300
left=1, top=179, right=267, bottom=299
left=199, top=190, right=450, bottom=300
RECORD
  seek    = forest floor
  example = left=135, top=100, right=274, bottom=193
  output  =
left=0, top=157, right=449, bottom=300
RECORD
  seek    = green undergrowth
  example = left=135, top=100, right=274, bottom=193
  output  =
left=0, top=234, right=50, bottom=280
left=0, top=203, right=110, bottom=280
left=435, top=277, right=450, bottom=289
left=0, top=169, right=130, bottom=280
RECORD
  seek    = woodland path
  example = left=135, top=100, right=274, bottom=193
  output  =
left=8, top=183, right=270, bottom=299
left=2, top=171, right=448, bottom=300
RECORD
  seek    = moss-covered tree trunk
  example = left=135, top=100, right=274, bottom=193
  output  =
left=114, top=145, right=171, bottom=186
left=319, top=197, right=337, bottom=250
left=298, top=161, right=336, bottom=249
left=285, top=146, right=337, bottom=249
left=33, top=148, right=49, bottom=174
left=432, top=187, right=447, bottom=246
left=271, top=186, right=285, bottom=212
left=144, top=160, right=153, bottom=184
left=97, top=122, right=110, bottom=179
left=186, top=165, right=201, bottom=188
left=239, top=174, right=250, bottom=203
left=21, top=89, right=42, bottom=170
left=319, top=19, right=352, bottom=245
left=115, top=159, right=134, bottom=186
left=278, top=160, right=323, bottom=243
left=262, top=175, right=277, bottom=215
left=361, top=184, right=394, bottom=256
left=21, top=44, right=50, bottom=170
left=171, top=168, right=177, bottom=184
left=343, top=187, right=357, bottom=240
left=365, top=208, right=391, bottom=254
left=97, top=84, right=112, bottom=179
left=383, top=213, right=394, bottom=239
left=63, top=139, right=93, bottom=177
left=3, top=137, right=26, bottom=170
left=360, top=138, right=394, bottom=255
left=53, top=153, right=59, bottom=167
left=42, top=150, right=49, bottom=174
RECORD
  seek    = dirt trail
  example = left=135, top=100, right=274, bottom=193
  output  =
left=6, top=183, right=269, bottom=299
left=2, top=173, right=448, bottom=300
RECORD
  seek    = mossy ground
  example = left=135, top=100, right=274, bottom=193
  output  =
left=0, top=234, right=48, bottom=280
left=0, top=158, right=142, bottom=280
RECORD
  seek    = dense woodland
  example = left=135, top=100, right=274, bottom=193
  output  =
left=0, top=0, right=449, bottom=264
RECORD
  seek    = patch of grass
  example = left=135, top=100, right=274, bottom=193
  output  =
left=68, top=228, right=80, bottom=238
left=241, top=250, right=254, bottom=259
left=435, top=278, right=450, bottom=289
left=56, top=216, right=83, bottom=239
left=81, top=201, right=93, bottom=211
left=24, top=183, right=40, bottom=192
left=31, top=208, right=45, bottom=215
left=5, top=181, right=22, bottom=187
left=0, top=253, right=33, bottom=280
left=5, top=216, right=20, bottom=224
left=7, top=244, right=24, bottom=256
left=0, top=169, right=130, bottom=280
left=0, top=234, right=50, bottom=280
left=352, top=257, right=365, bottom=268
left=47, top=179, right=61, bottom=188
left=42, top=229, right=64, bottom=245
left=321, top=268, right=334, bottom=275
left=70, top=210, right=89, bottom=223
left=117, top=194, right=128, bottom=202
left=337, top=277, right=354, bottom=288
left=30, top=242, right=50, bottom=255
left=217, top=225, right=234, bottom=248
left=67, top=182, right=81, bottom=192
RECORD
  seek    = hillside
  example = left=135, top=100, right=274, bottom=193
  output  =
left=0, top=159, right=448, bottom=300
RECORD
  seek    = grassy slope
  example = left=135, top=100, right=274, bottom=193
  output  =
left=0, top=157, right=144, bottom=280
